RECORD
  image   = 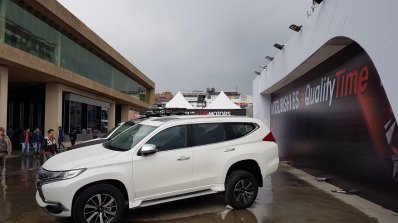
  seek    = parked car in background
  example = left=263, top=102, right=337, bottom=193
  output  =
left=67, top=119, right=144, bottom=150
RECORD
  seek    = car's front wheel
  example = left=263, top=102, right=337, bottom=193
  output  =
left=73, top=184, right=125, bottom=223
left=225, top=170, right=258, bottom=209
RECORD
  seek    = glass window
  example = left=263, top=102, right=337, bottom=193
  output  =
left=106, top=124, right=156, bottom=151
left=147, top=126, right=187, bottom=151
left=192, top=123, right=226, bottom=147
left=227, top=123, right=256, bottom=140
left=69, top=101, right=82, bottom=134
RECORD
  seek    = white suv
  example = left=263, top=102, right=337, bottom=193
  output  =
left=36, top=116, right=279, bottom=223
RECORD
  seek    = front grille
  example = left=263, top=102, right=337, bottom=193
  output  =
left=36, top=167, right=49, bottom=201
left=37, top=181, right=45, bottom=201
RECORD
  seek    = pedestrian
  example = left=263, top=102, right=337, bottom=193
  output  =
left=69, top=129, right=77, bottom=146
left=0, top=127, right=12, bottom=178
left=43, top=129, right=58, bottom=160
left=58, top=126, right=65, bottom=151
left=7, top=126, right=14, bottom=139
left=20, top=128, right=32, bottom=156
left=92, top=128, right=98, bottom=139
left=32, top=128, right=43, bottom=157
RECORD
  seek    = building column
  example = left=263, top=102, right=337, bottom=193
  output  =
left=0, top=66, right=8, bottom=129
left=120, top=105, right=130, bottom=122
left=45, top=83, right=62, bottom=139
left=108, top=103, right=116, bottom=130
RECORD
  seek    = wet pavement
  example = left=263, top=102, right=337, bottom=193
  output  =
left=0, top=155, right=379, bottom=223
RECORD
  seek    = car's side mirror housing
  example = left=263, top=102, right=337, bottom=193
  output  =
left=141, top=144, right=158, bottom=156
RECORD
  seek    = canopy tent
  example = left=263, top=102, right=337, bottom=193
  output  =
left=205, top=91, right=240, bottom=109
left=165, top=92, right=193, bottom=109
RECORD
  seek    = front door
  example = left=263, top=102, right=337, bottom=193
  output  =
left=132, top=125, right=193, bottom=200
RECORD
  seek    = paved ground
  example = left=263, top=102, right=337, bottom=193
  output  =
left=0, top=155, right=380, bottom=223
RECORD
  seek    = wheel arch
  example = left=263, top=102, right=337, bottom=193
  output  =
left=71, top=179, right=129, bottom=212
left=225, top=159, right=263, bottom=187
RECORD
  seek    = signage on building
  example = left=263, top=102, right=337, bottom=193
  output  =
left=271, top=46, right=398, bottom=181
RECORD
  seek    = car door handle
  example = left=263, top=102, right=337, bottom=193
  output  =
left=177, top=156, right=190, bottom=161
left=224, top=148, right=235, bottom=152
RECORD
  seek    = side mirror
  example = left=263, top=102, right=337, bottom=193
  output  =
left=141, top=144, right=157, bottom=156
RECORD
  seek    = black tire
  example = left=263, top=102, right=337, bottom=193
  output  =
left=73, top=184, right=125, bottom=223
left=225, top=170, right=258, bottom=209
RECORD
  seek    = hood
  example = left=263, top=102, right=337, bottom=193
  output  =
left=68, top=138, right=108, bottom=150
left=43, top=144, right=121, bottom=171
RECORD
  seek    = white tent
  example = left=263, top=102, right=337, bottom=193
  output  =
left=165, top=92, right=193, bottom=109
left=205, top=91, right=240, bottom=109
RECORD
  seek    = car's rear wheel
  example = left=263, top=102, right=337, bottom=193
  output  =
left=73, top=184, right=125, bottom=223
left=225, top=170, right=258, bottom=209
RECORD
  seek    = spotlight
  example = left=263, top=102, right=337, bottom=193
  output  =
left=274, top=43, right=284, bottom=50
left=259, top=65, right=267, bottom=69
left=289, top=24, right=302, bottom=32
left=265, top=56, right=274, bottom=61
left=313, top=0, right=323, bottom=4
left=254, top=71, right=261, bottom=75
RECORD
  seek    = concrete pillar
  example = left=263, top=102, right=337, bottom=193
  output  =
left=148, top=88, right=156, bottom=105
left=121, top=105, right=130, bottom=122
left=108, top=103, right=116, bottom=130
left=0, top=66, right=8, bottom=129
left=45, top=83, right=62, bottom=139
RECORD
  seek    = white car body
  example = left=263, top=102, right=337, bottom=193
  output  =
left=36, top=116, right=279, bottom=219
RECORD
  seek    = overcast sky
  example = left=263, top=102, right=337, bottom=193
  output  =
left=57, top=0, right=312, bottom=94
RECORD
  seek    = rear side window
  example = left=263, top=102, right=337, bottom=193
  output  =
left=225, top=123, right=257, bottom=140
left=192, top=123, right=226, bottom=146
left=147, top=125, right=188, bottom=151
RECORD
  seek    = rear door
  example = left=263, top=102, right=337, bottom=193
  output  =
left=191, top=122, right=258, bottom=188
left=191, top=123, right=230, bottom=187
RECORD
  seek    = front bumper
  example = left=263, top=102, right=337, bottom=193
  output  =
left=35, top=178, right=76, bottom=217
left=35, top=191, right=71, bottom=217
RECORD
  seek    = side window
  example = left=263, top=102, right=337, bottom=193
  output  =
left=192, top=123, right=226, bottom=146
left=146, top=125, right=187, bottom=151
left=227, top=123, right=256, bottom=140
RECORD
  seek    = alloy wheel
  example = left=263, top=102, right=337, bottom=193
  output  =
left=83, top=193, right=118, bottom=223
left=233, top=179, right=255, bottom=205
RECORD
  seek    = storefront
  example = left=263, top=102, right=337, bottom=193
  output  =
left=63, top=93, right=110, bottom=134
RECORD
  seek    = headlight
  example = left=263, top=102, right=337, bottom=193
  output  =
left=37, top=168, right=86, bottom=183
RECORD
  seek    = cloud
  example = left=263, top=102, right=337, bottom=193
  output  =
left=58, top=0, right=312, bottom=94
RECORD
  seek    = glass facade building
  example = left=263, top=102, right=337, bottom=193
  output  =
left=0, top=0, right=148, bottom=102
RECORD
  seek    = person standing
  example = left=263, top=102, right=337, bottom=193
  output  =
left=69, top=129, right=77, bottom=146
left=58, top=126, right=65, bottom=151
left=92, top=128, right=99, bottom=139
left=43, top=129, right=58, bottom=160
left=32, top=128, right=43, bottom=157
left=0, top=127, right=12, bottom=178
left=20, top=128, right=32, bottom=156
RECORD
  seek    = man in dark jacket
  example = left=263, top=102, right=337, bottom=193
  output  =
left=32, top=128, right=43, bottom=157
left=69, top=129, right=77, bottom=146
left=43, top=129, right=58, bottom=160
left=58, top=126, right=65, bottom=150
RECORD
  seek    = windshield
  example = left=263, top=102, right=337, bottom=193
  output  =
left=104, top=124, right=156, bottom=151
left=103, top=122, right=135, bottom=139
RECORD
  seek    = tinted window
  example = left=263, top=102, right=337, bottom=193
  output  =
left=228, top=123, right=256, bottom=140
left=147, top=125, right=187, bottom=151
left=192, top=123, right=226, bottom=146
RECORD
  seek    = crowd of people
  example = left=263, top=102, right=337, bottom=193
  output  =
left=0, top=126, right=79, bottom=160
